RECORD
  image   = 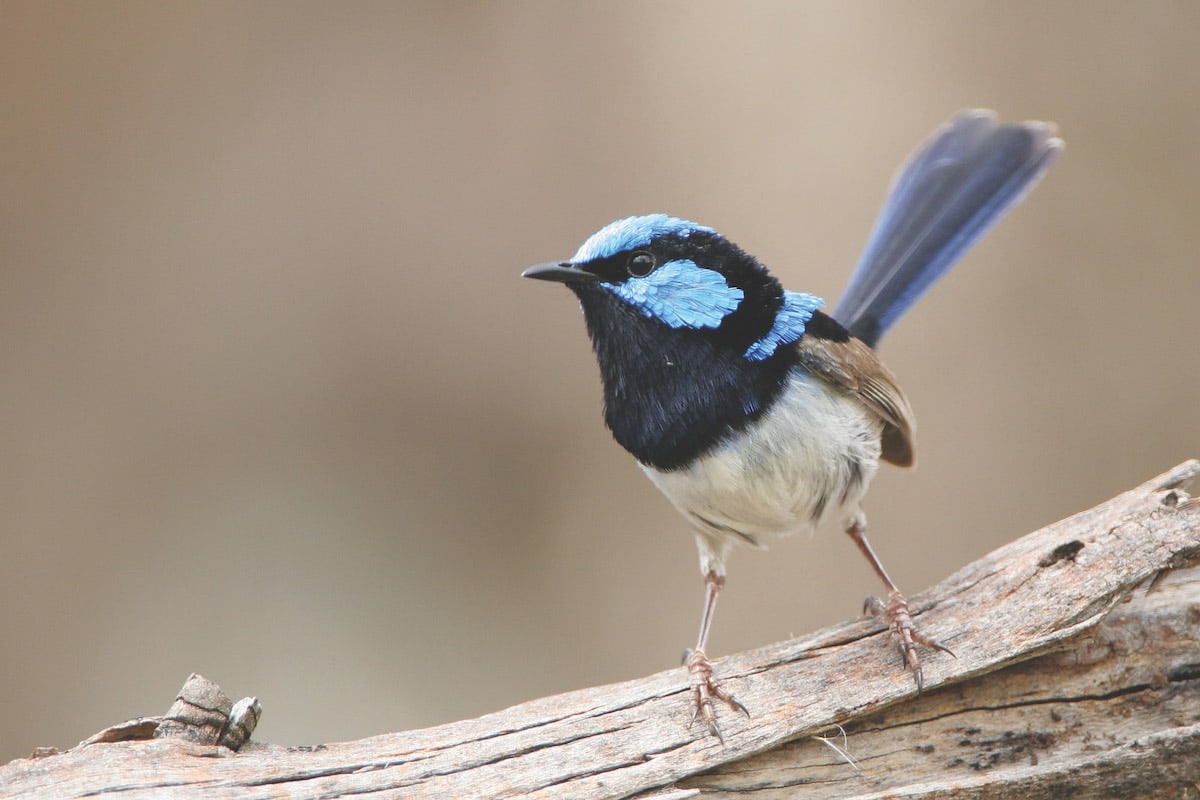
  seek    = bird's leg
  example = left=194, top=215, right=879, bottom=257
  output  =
left=684, top=570, right=748, bottom=742
left=845, top=514, right=953, bottom=691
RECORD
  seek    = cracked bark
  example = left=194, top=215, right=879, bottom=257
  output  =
left=3, top=461, right=1199, bottom=800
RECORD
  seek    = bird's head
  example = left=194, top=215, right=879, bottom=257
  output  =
left=522, top=214, right=831, bottom=467
left=522, top=214, right=824, bottom=361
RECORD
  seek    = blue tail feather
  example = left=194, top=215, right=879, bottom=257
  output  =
left=833, top=110, right=1063, bottom=347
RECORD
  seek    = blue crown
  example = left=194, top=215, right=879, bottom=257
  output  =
left=571, top=214, right=714, bottom=263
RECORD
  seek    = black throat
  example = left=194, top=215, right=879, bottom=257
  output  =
left=572, top=285, right=799, bottom=471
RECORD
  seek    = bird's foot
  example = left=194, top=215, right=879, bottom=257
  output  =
left=684, top=648, right=748, bottom=743
left=865, top=590, right=954, bottom=692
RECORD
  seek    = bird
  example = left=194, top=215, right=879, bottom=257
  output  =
left=522, top=110, right=1063, bottom=741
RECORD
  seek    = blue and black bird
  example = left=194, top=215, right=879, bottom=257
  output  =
left=523, top=110, right=1062, bottom=740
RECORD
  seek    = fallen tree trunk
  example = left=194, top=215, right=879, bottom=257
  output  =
left=5, top=461, right=1199, bottom=799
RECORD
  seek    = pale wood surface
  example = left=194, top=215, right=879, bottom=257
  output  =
left=4, top=461, right=1198, bottom=799
left=685, top=566, right=1200, bottom=798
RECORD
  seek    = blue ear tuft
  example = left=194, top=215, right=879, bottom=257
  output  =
left=603, top=259, right=744, bottom=330
left=572, top=214, right=714, bottom=263
left=743, top=291, right=824, bottom=360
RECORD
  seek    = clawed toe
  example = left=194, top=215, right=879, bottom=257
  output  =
left=685, top=649, right=748, bottom=743
left=866, top=590, right=954, bottom=691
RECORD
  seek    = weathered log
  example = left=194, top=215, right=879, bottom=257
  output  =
left=4, top=461, right=1198, bottom=799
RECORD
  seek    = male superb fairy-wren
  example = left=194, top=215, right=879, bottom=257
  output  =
left=522, top=110, right=1062, bottom=740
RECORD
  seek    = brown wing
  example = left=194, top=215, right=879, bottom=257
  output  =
left=794, top=334, right=916, bottom=467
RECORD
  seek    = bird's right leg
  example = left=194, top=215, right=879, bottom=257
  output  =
left=685, top=570, right=749, bottom=743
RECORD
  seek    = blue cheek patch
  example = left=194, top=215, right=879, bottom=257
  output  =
left=603, top=259, right=744, bottom=330
left=743, top=290, right=825, bottom=360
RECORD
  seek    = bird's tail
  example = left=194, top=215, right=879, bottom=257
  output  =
left=833, top=110, right=1063, bottom=348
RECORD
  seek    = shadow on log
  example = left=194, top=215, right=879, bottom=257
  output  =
left=4, top=461, right=1199, bottom=799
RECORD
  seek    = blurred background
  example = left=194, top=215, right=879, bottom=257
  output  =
left=2, top=2, right=1198, bottom=763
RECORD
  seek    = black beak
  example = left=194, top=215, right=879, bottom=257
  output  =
left=521, top=261, right=600, bottom=284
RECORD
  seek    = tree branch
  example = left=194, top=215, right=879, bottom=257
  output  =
left=5, top=461, right=1199, bottom=799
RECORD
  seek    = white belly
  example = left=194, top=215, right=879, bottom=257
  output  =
left=641, top=370, right=883, bottom=575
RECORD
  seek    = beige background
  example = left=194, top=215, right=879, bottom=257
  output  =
left=3, top=2, right=1198, bottom=763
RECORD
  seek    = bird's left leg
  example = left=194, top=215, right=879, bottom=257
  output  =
left=845, top=512, right=953, bottom=690
left=684, top=570, right=748, bottom=742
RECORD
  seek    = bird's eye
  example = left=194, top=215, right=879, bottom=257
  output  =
left=627, top=251, right=657, bottom=278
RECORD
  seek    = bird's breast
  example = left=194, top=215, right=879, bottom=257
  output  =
left=641, top=368, right=884, bottom=544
